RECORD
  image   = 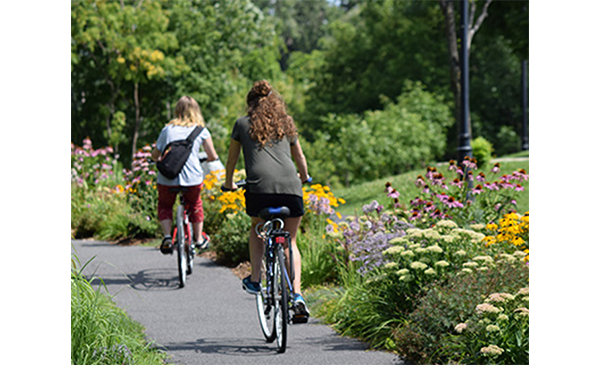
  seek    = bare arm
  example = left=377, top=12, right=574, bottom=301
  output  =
left=151, top=147, right=161, bottom=162
left=202, top=136, right=219, bottom=161
left=291, top=139, right=310, bottom=182
left=223, top=139, right=242, bottom=189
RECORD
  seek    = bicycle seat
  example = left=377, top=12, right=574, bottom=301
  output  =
left=168, top=187, right=189, bottom=194
left=258, top=206, right=291, bottom=220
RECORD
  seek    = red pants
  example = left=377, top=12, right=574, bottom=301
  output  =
left=157, top=184, right=204, bottom=223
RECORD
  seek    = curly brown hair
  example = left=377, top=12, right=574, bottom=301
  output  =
left=246, top=80, right=297, bottom=148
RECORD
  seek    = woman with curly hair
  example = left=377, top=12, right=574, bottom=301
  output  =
left=222, top=80, right=311, bottom=319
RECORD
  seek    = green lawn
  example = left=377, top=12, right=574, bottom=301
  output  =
left=332, top=159, right=529, bottom=216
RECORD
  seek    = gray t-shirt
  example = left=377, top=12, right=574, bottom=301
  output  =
left=156, top=125, right=211, bottom=186
left=231, top=116, right=302, bottom=196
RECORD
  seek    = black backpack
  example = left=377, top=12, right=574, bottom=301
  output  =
left=157, top=126, right=204, bottom=179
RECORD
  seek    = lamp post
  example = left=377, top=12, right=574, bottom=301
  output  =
left=457, top=0, right=473, bottom=163
left=522, top=60, right=529, bottom=150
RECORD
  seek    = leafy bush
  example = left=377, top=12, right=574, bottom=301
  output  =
left=471, top=136, right=494, bottom=168
left=443, top=286, right=529, bottom=365
left=212, top=212, right=252, bottom=266
left=308, top=81, right=453, bottom=187
left=391, top=260, right=529, bottom=364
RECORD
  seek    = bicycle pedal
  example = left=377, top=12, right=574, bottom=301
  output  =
left=292, top=314, right=309, bottom=324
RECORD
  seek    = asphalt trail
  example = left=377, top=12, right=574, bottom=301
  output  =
left=72, top=240, right=403, bottom=365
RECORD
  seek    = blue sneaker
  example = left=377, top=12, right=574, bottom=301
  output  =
left=293, top=294, right=310, bottom=318
left=242, top=275, right=261, bottom=295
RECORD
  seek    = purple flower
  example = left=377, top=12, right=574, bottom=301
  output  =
left=476, top=172, right=486, bottom=183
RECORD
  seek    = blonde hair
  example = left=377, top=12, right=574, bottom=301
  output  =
left=168, top=96, right=205, bottom=127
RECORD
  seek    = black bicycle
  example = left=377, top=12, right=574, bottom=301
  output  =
left=222, top=181, right=307, bottom=353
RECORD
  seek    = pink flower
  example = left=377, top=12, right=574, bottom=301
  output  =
left=515, top=184, right=524, bottom=192
left=476, top=172, right=486, bottom=182
left=491, top=163, right=500, bottom=174
left=472, top=184, right=483, bottom=195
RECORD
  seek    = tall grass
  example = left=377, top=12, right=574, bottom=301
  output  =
left=71, top=254, right=166, bottom=365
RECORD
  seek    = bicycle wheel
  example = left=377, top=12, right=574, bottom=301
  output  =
left=274, top=245, right=289, bottom=353
left=176, top=205, right=186, bottom=288
left=256, top=254, right=276, bottom=343
left=186, top=218, right=194, bottom=275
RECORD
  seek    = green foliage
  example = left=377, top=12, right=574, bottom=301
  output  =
left=392, top=261, right=529, bottom=364
left=71, top=255, right=167, bottom=364
left=212, top=213, right=252, bottom=267
left=308, top=81, right=453, bottom=187
left=471, top=136, right=494, bottom=168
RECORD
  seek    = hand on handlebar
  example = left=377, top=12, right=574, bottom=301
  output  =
left=221, top=179, right=246, bottom=192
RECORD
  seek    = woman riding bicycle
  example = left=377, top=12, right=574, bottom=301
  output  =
left=151, top=96, right=219, bottom=254
left=222, top=80, right=311, bottom=318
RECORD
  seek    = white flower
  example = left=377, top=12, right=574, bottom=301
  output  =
left=384, top=262, right=399, bottom=270
left=486, top=324, right=501, bottom=332
left=473, top=255, right=493, bottom=263
left=463, top=261, right=478, bottom=268
left=434, top=260, right=450, bottom=268
left=470, top=223, right=485, bottom=230
left=480, top=345, right=504, bottom=357
left=401, top=250, right=415, bottom=258
left=517, top=287, right=529, bottom=296
left=475, top=303, right=502, bottom=314
left=426, top=245, right=443, bottom=254
left=424, top=268, right=436, bottom=275
left=423, top=229, right=441, bottom=240
left=436, top=220, right=458, bottom=230
left=396, top=268, right=410, bottom=275
left=410, top=262, right=428, bottom=270
left=406, top=228, right=423, bottom=237
left=415, top=247, right=428, bottom=254
left=455, top=249, right=466, bottom=256
left=454, top=322, right=468, bottom=333
left=399, top=275, right=412, bottom=282
left=388, top=237, right=406, bottom=245
left=383, top=246, right=404, bottom=255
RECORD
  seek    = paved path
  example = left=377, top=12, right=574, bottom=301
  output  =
left=72, top=240, right=403, bottom=365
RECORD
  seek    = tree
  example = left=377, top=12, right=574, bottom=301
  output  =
left=437, top=0, right=493, bottom=153
left=72, top=0, right=187, bottom=160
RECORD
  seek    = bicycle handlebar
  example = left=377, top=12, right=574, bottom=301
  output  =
left=220, top=176, right=312, bottom=193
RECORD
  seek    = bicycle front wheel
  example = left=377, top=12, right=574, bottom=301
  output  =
left=274, top=246, right=289, bottom=353
left=256, top=255, right=276, bottom=343
left=176, top=205, right=186, bottom=288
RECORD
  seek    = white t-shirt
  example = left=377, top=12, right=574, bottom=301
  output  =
left=155, top=125, right=212, bottom=186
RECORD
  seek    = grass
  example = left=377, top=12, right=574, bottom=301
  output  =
left=332, top=158, right=529, bottom=216
left=71, top=255, right=167, bottom=365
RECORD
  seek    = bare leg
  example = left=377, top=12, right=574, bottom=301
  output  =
left=284, top=216, right=303, bottom=295
left=160, top=220, right=172, bottom=237
left=249, top=217, right=265, bottom=282
left=192, top=221, right=203, bottom=242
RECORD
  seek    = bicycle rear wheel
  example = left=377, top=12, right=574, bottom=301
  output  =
left=274, top=246, right=289, bottom=353
left=186, top=219, right=194, bottom=275
left=256, top=255, right=276, bottom=343
left=176, top=205, right=186, bottom=288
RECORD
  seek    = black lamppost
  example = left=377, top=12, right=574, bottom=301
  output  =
left=457, top=0, right=473, bottom=162
left=522, top=60, right=529, bottom=150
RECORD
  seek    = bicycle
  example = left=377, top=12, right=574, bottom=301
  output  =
left=167, top=187, right=195, bottom=288
left=221, top=180, right=308, bottom=353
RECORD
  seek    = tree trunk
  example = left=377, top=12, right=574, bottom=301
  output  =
left=438, top=0, right=493, bottom=154
left=131, top=82, right=141, bottom=166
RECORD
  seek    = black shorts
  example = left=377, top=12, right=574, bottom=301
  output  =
left=245, top=192, right=305, bottom=218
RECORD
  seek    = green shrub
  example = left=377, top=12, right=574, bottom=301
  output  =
left=391, top=259, right=529, bottom=364
left=471, top=136, right=494, bottom=167
left=212, top=213, right=252, bottom=266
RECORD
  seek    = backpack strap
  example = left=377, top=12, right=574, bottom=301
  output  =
left=186, top=126, right=205, bottom=143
